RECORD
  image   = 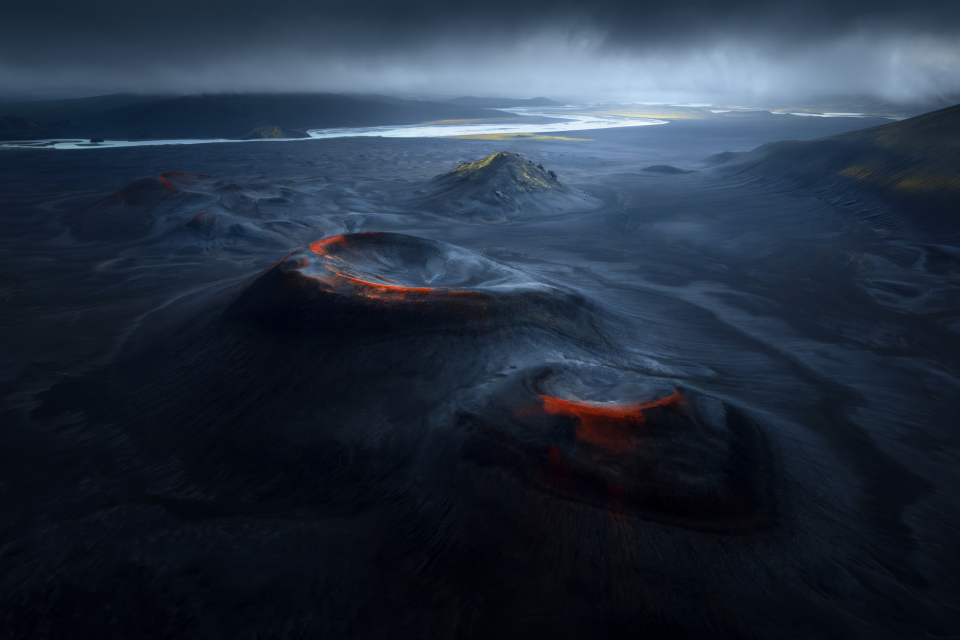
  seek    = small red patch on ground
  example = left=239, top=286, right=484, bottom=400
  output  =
left=157, top=175, right=178, bottom=191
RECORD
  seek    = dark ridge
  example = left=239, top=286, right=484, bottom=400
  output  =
left=698, top=150, right=744, bottom=167
left=709, top=103, right=960, bottom=241
left=240, top=125, right=311, bottom=139
left=642, top=165, right=695, bottom=174
left=444, top=96, right=561, bottom=108
left=713, top=109, right=778, bottom=118
left=0, top=116, right=45, bottom=141
left=0, top=93, right=516, bottom=141
left=405, top=151, right=602, bottom=223
left=0, top=93, right=168, bottom=122
left=339, top=92, right=442, bottom=106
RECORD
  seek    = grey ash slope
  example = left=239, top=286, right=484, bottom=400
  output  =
left=406, top=151, right=601, bottom=223
left=4, top=113, right=960, bottom=639
left=708, top=103, right=960, bottom=240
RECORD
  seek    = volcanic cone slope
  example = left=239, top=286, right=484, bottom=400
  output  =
left=31, top=232, right=614, bottom=509
left=709, top=102, right=960, bottom=239
left=33, top=232, right=773, bottom=536
left=407, top=151, right=602, bottom=223
left=460, top=362, right=776, bottom=533
left=20, top=231, right=791, bottom=637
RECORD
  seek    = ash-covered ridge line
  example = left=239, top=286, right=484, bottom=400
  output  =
left=404, top=151, right=602, bottom=223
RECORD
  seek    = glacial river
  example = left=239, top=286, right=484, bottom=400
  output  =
left=0, top=107, right=666, bottom=150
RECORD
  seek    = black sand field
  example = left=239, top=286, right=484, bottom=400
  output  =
left=2, top=112, right=959, bottom=639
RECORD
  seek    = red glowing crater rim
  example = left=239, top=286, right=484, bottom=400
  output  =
left=283, top=232, right=546, bottom=302
left=538, top=390, right=685, bottom=454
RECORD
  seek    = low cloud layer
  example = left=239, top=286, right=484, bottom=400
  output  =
left=3, top=0, right=959, bottom=103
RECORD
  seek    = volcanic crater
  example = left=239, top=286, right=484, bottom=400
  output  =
left=230, top=232, right=604, bottom=339
left=459, top=363, right=776, bottom=533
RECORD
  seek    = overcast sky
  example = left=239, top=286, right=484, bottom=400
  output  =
left=3, top=0, right=959, bottom=103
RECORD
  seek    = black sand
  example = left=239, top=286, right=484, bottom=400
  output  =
left=1, top=112, right=959, bottom=639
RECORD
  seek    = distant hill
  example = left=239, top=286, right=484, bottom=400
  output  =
left=337, top=93, right=423, bottom=106
left=405, top=151, right=600, bottom=223
left=709, top=103, right=960, bottom=240
left=0, top=93, right=515, bottom=141
left=345, top=93, right=562, bottom=109
left=444, top=96, right=562, bottom=109
left=0, top=94, right=168, bottom=124
left=0, top=116, right=46, bottom=141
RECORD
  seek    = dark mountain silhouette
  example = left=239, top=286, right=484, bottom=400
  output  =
left=241, top=125, right=310, bottom=139
left=0, top=93, right=515, bottom=141
left=0, top=93, right=168, bottom=123
left=444, top=96, right=562, bottom=108
left=0, top=116, right=45, bottom=141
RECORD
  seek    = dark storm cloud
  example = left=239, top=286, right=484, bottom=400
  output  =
left=2, top=0, right=960, bottom=102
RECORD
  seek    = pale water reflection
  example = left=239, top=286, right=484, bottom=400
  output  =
left=0, top=108, right=665, bottom=150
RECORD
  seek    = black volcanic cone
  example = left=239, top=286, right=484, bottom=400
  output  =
left=33, top=232, right=611, bottom=502
left=16, top=232, right=785, bottom=638
left=66, top=169, right=340, bottom=252
left=459, top=362, right=775, bottom=534
left=406, top=152, right=602, bottom=223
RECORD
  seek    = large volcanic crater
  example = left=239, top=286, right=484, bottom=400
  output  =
left=228, top=231, right=604, bottom=339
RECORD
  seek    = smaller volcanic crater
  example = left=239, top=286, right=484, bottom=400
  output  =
left=405, top=151, right=602, bottom=223
left=68, top=170, right=215, bottom=242
left=66, top=170, right=339, bottom=251
left=459, top=363, right=776, bottom=533
left=230, top=232, right=603, bottom=340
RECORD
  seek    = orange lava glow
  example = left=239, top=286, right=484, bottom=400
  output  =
left=308, top=235, right=350, bottom=255
left=538, top=390, right=684, bottom=453
left=303, top=235, right=486, bottom=303
left=335, top=273, right=482, bottom=300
